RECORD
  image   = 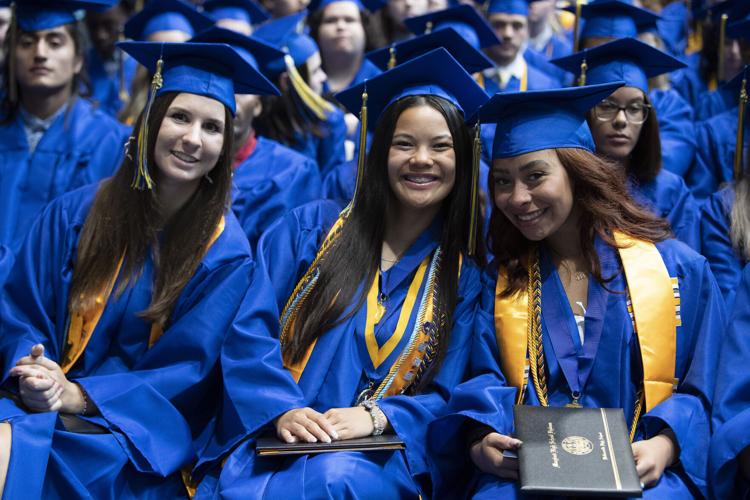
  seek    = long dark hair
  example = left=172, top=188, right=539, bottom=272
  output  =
left=1, top=21, right=90, bottom=121
left=69, top=91, right=234, bottom=327
left=489, top=147, right=672, bottom=296
left=284, top=94, right=483, bottom=391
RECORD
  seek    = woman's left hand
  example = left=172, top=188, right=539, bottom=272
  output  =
left=631, top=431, right=678, bottom=488
left=9, top=344, right=84, bottom=414
left=323, top=406, right=381, bottom=440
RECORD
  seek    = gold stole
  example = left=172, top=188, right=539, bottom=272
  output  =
left=519, top=59, right=529, bottom=92
left=494, top=231, right=678, bottom=413
left=60, top=217, right=226, bottom=374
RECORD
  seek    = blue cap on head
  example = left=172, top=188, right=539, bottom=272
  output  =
left=308, top=0, right=386, bottom=12
left=124, top=0, right=214, bottom=41
left=572, top=0, right=660, bottom=40
left=551, top=38, right=685, bottom=93
left=190, top=26, right=285, bottom=78
left=487, top=0, right=542, bottom=16
left=404, top=5, right=499, bottom=49
left=476, top=82, right=625, bottom=159
left=14, top=0, right=115, bottom=31
left=366, top=28, right=494, bottom=74
left=253, top=11, right=319, bottom=76
left=202, top=0, right=270, bottom=25
left=336, top=47, right=489, bottom=131
left=117, top=41, right=280, bottom=115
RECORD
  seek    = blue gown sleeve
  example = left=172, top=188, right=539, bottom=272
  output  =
left=639, top=251, right=726, bottom=495
left=700, top=188, right=744, bottom=307
left=651, top=89, right=696, bottom=178
left=321, top=160, right=356, bottom=207
left=317, top=109, right=348, bottom=178
left=0, top=245, right=14, bottom=290
left=687, top=113, right=731, bottom=200
left=377, top=260, right=481, bottom=483
left=709, top=263, right=750, bottom=500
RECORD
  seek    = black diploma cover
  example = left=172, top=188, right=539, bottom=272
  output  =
left=514, top=406, right=642, bottom=497
left=255, top=434, right=405, bottom=456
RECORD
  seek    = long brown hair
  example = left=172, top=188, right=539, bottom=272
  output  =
left=284, top=95, right=484, bottom=391
left=488, top=147, right=672, bottom=296
left=69, top=91, right=234, bottom=327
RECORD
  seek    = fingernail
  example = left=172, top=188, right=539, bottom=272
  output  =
left=331, top=431, right=339, bottom=440
left=323, top=437, right=331, bottom=443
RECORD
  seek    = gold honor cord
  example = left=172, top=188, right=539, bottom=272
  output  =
left=133, top=56, right=163, bottom=190
left=735, top=75, right=748, bottom=181
left=718, top=14, right=728, bottom=83
left=520, top=59, right=529, bottom=92
left=61, top=217, right=226, bottom=372
left=284, top=54, right=334, bottom=121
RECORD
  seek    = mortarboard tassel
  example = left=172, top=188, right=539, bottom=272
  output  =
left=387, top=47, right=397, bottom=70
left=734, top=72, right=748, bottom=181
left=285, top=54, right=334, bottom=121
left=718, top=14, right=728, bottom=83
left=578, top=57, right=588, bottom=87
left=467, top=124, right=481, bottom=257
left=118, top=33, right=129, bottom=103
left=8, top=3, right=17, bottom=104
left=424, top=21, right=433, bottom=34
left=349, top=85, right=368, bottom=209
left=573, top=0, right=583, bottom=53
left=132, top=56, right=163, bottom=190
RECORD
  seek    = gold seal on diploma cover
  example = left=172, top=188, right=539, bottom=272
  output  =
left=561, top=436, right=594, bottom=456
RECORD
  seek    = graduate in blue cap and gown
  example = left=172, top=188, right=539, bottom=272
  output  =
left=203, top=0, right=269, bottom=36
left=0, top=0, right=128, bottom=254
left=190, top=26, right=323, bottom=249
left=253, top=11, right=348, bottom=177
left=553, top=38, right=700, bottom=250
left=428, top=83, right=725, bottom=499
left=0, top=39, right=282, bottom=498
left=195, top=48, right=488, bottom=499
left=526, top=0, right=572, bottom=63
left=709, top=262, right=750, bottom=500
left=84, top=1, right=139, bottom=116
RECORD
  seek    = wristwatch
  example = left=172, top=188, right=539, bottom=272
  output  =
left=360, top=399, right=387, bottom=436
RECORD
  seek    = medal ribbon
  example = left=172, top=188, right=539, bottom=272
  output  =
left=62, top=217, right=225, bottom=373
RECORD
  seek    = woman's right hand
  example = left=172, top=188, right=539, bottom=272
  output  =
left=275, top=407, right=339, bottom=444
left=469, top=432, right=523, bottom=480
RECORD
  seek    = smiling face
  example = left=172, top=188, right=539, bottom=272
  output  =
left=318, top=2, right=365, bottom=57
left=492, top=149, right=576, bottom=242
left=154, top=93, right=226, bottom=189
left=588, top=86, right=646, bottom=164
left=387, top=104, right=456, bottom=214
left=14, top=26, right=82, bottom=97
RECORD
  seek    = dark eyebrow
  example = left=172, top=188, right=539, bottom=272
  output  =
left=519, top=159, right=550, bottom=171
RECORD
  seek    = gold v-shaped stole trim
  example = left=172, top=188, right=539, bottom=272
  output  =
left=62, top=217, right=226, bottom=373
left=520, top=58, right=528, bottom=92
left=365, top=256, right=429, bottom=369
left=494, top=232, right=677, bottom=410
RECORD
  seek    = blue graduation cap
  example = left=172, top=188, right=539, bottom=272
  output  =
left=403, top=5, right=499, bottom=49
left=572, top=0, right=661, bottom=40
left=365, top=28, right=494, bottom=74
left=14, top=0, right=115, bottom=31
left=476, top=82, right=624, bottom=159
left=308, top=0, right=386, bottom=13
left=124, top=0, right=214, bottom=41
left=728, top=18, right=750, bottom=41
left=487, top=0, right=542, bottom=16
left=202, top=0, right=270, bottom=26
left=189, top=26, right=285, bottom=78
left=551, top=37, right=685, bottom=93
left=253, top=11, right=318, bottom=75
left=117, top=41, right=279, bottom=190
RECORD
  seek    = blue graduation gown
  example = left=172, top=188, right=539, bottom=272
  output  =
left=700, top=186, right=746, bottom=308
left=671, top=67, right=708, bottom=110
left=86, top=47, right=138, bottom=117
left=288, top=107, right=348, bottom=178
left=0, top=185, right=257, bottom=499
left=231, top=136, right=322, bottom=249
left=657, top=1, right=689, bottom=59
left=429, top=237, right=725, bottom=499
left=629, top=170, right=700, bottom=250
left=200, top=200, right=481, bottom=499
left=0, top=98, right=129, bottom=252
left=710, top=263, right=750, bottom=500
left=650, top=88, right=696, bottom=178
left=0, top=244, right=12, bottom=289
left=694, top=86, right=735, bottom=122
left=524, top=46, right=570, bottom=87
left=687, top=107, right=743, bottom=200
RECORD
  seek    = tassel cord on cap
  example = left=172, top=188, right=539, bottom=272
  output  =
left=734, top=75, right=748, bottom=181
left=578, top=57, right=588, bottom=87
left=285, top=54, right=334, bottom=121
left=718, top=14, right=728, bottom=83
left=387, top=47, right=396, bottom=70
left=349, top=86, right=368, bottom=209
left=468, top=125, right=481, bottom=257
left=132, top=56, right=163, bottom=191
left=573, top=0, right=583, bottom=53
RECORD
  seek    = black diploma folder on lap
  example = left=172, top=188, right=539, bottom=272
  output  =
left=514, top=406, right=642, bottom=497
left=255, top=434, right=405, bottom=456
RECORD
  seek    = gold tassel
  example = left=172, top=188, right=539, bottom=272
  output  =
left=132, top=56, right=163, bottom=191
left=349, top=87, right=368, bottom=209
left=387, top=47, right=397, bottom=70
left=467, top=125, right=481, bottom=256
left=734, top=73, right=748, bottom=181
left=474, top=72, right=485, bottom=90
left=718, top=14, right=728, bottom=83
left=425, top=21, right=433, bottom=34
left=285, top=54, right=334, bottom=121
left=118, top=33, right=129, bottom=103
left=573, top=0, right=583, bottom=53
left=8, top=3, right=17, bottom=104
left=578, top=57, right=587, bottom=86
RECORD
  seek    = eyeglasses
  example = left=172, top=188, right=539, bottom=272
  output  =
left=593, top=100, right=652, bottom=124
